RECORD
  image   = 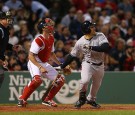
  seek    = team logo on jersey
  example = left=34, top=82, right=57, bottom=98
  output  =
left=83, top=44, right=90, bottom=49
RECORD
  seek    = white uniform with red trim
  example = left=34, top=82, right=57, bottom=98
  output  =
left=28, top=34, right=58, bottom=81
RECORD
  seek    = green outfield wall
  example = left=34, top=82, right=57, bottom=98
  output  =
left=0, top=71, right=135, bottom=104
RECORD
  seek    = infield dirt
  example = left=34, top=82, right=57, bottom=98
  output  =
left=0, top=104, right=135, bottom=112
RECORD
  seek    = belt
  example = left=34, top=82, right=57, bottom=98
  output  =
left=87, top=61, right=102, bottom=66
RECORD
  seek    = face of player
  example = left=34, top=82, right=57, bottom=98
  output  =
left=0, top=18, right=13, bottom=27
left=0, top=18, right=9, bottom=27
left=90, top=26, right=96, bottom=35
left=44, top=20, right=55, bottom=33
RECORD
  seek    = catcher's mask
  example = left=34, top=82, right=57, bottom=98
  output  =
left=37, top=18, right=54, bottom=33
left=0, top=11, right=14, bottom=26
left=81, top=20, right=96, bottom=34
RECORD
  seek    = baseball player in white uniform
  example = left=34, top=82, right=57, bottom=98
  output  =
left=18, top=18, right=65, bottom=107
left=61, top=20, right=110, bottom=108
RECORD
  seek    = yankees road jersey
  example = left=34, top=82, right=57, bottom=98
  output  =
left=71, top=32, right=108, bottom=95
left=71, top=32, right=108, bottom=64
left=30, top=34, right=54, bottom=62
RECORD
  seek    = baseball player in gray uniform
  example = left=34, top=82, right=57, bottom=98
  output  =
left=61, top=20, right=110, bottom=108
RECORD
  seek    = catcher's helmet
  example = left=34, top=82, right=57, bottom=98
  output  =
left=37, top=18, right=54, bottom=33
left=81, top=21, right=96, bottom=34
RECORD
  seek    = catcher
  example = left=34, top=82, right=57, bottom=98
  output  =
left=17, top=18, right=71, bottom=107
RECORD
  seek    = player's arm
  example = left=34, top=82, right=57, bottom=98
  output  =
left=29, top=38, right=47, bottom=73
left=61, top=54, right=75, bottom=69
left=90, top=33, right=111, bottom=53
left=28, top=52, right=41, bottom=69
left=90, top=43, right=110, bottom=53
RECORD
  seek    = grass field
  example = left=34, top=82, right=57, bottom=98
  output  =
left=1, top=111, right=135, bottom=115
left=1, top=104, right=135, bottom=115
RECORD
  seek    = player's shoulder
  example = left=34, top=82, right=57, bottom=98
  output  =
left=96, top=32, right=105, bottom=36
left=96, top=32, right=107, bottom=38
left=34, top=34, right=44, bottom=47
left=75, top=36, right=84, bottom=45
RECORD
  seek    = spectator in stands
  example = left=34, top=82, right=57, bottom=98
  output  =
left=70, top=0, right=88, bottom=13
left=101, top=0, right=117, bottom=15
left=69, top=10, right=84, bottom=39
left=49, top=1, right=61, bottom=22
left=8, top=56, right=18, bottom=71
left=22, top=39, right=31, bottom=53
left=109, top=14, right=119, bottom=29
left=123, top=48, right=135, bottom=71
left=61, top=6, right=76, bottom=27
left=5, top=0, right=23, bottom=11
left=22, top=0, right=49, bottom=19
left=12, top=63, right=22, bottom=71
left=119, top=20, right=128, bottom=39
left=118, top=0, right=134, bottom=13
left=17, top=20, right=33, bottom=44
left=60, top=26, right=75, bottom=43
left=54, top=23, right=64, bottom=41
left=54, top=40, right=64, bottom=50
left=0, top=1, right=9, bottom=12
left=99, top=8, right=110, bottom=25
left=109, top=38, right=126, bottom=71
left=125, top=27, right=134, bottom=41
left=17, top=50, right=28, bottom=70
left=8, top=26, right=19, bottom=45
left=53, top=49, right=65, bottom=67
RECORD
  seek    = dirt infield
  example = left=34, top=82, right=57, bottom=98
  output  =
left=1, top=104, right=135, bottom=112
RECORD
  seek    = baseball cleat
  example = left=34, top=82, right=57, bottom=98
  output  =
left=74, top=100, right=85, bottom=109
left=17, top=100, right=27, bottom=107
left=86, top=100, right=101, bottom=108
left=42, top=99, right=57, bottom=107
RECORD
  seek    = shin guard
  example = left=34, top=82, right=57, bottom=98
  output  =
left=19, top=75, right=42, bottom=101
left=44, top=75, right=65, bottom=101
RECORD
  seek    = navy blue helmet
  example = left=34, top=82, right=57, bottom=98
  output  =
left=81, top=21, right=96, bottom=34
left=0, top=11, right=13, bottom=19
left=37, top=18, right=54, bottom=33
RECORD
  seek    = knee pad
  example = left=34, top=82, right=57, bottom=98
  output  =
left=28, top=75, right=42, bottom=88
left=43, top=75, right=65, bottom=101
left=34, top=75, right=43, bottom=84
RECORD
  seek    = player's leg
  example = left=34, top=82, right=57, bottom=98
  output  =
left=18, top=61, right=42, bottom=107
left=86, top=66, right=104, bottom=108
left=75, top=62, right=92, bottom=108
left=42, top=63, right=65, bottom=107
left=0, top=66, right=4, bottom=88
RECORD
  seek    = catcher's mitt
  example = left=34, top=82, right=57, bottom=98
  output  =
left=63, top=65, right=71, bottom=76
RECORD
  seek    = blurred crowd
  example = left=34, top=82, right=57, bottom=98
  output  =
left=1, top=0, right=135, bottom=71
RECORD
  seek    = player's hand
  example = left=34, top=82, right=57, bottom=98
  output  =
left=39, top=66, right=48, bottom=73
left=63, top=65, right=72, bottom=76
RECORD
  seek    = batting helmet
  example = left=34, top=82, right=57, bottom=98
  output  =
left=81, top=21, right=96, bottom=34
left=37, top=18, right=54, bottom=33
